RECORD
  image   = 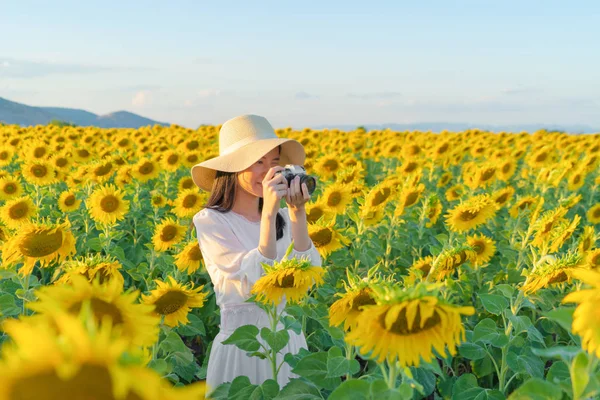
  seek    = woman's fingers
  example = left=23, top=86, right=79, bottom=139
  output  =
left=264, top=166, right=284, bottom=182
left=302, top=183, right=310, bottom=200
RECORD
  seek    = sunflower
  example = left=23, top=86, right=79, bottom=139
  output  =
left=251, top=247, right=325, bottom=305
left=436, top=171, right=452, bottom=187
left=445, top=184, right=464, bottom=201
left=161, top=149, right=181, bottom=172
left=20, top=159, right=58, bottom=186
left=305, top=199, right=335, bottom=224
left=364, top=181, right=398, bottom=211
left=131, top=158, right=161, bottom=182
left=320, top=182, right=354, bottom=214
left=142, top=276, right=208, bottom=327
left=522, top=251, right=585, bottom=295
left=87, top=160, right=115, bottom=184
left=585, top=249, right=600, bottom=269
left=307, top=219, right=349, bottom=258
left=27, top=275, right=159, bottom=346
left=444, top=194, right=497, bottom=233
left=466, top=234, right=496, bottom=267
left=0, top=176, right=23, bottom=201
left=509, top=196, right=540, bottom=219
left=150, top=192, right=167, bottom=208
left=531, top=206, right=569, bottom=249
left=0, top=196, right=37, bottom=229
left=54, top=254, right=125, bottom=288
left=410, top=255, right=435, bottom=277
left=424, top=195, right=443, bottom=228
left=0, top=224, right=8, bottom=243
left=562, top=269, right=600, bottom=357
left=578, top=226, right=597, bottom=254
left=58, top=190, right=81, bottom=213
left=360, top=204, right=387, bottom=227
left=491, top=186, right=515, bottom=209
left=0, top=145, right=15, bottom=166
left=329, top=286, right=377, bottom=332
left=313, top=154, right=343, bottom=181
left=429, top=245, right=477, bottom=281
left=173, top=189, right=206, bottom=219
left=567, top=168, right=587, bottom=191
left=398, top=160, right=422, bottom=176
left=3, top=219, right=74, bottom=271
left=345, top=282, right=474, bottom=367
left=396, top=183, right=425, bottom=211
left=497, top=159, right=517, bottom=181
left=87, top=184, right=130, bottom=225
left=114, top=165, right=133, bottom=186
left=0, top=310, right=203, bottom=400
left=548, top=215, right=581, bottom=253
left=474, top=164, right=497, bottom=188
left=152, top=218, right=186, bottom=252
left=177, top=176, right=196, bottom=192
left=587, top=204, right=600, bottom=224
left=175, top=240, right=204, bottom=274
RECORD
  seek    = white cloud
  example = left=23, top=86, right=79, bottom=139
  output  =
left=1, top=61, right=9, bottom=68
left=131, top=90, right=152, bottom=107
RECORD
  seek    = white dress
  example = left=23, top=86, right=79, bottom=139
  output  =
left=192, top=206, right=322, bottom=395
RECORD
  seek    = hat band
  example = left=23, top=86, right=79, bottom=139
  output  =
left=221, top=135, right=265, bottom=156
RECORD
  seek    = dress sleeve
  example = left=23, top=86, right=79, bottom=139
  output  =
left=281, top=207, right=323, bottom=267
left=193, top=209, right=275, bottom=296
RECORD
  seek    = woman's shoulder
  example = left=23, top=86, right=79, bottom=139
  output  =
left=193, top=207, right=225, bottom=226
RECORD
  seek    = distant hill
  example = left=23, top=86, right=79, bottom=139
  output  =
left=0, top=97, right=169, bottom=128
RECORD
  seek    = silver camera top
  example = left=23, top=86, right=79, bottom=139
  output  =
left=282, top=164, right=306, bottom=174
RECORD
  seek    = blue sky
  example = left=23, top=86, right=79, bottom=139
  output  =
left=1, top=1, right=599, bottom=129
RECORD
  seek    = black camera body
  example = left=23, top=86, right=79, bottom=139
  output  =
left=276, top=164, right=317, bottom=195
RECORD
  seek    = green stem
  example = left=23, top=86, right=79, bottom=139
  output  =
left=345, top=342, right=354, bottom=380
left=386, top=360, right=398, bottom=389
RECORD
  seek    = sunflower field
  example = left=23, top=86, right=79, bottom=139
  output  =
left=0, top=123, right=600, bottom=400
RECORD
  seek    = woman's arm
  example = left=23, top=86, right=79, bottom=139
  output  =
left=288, top=207, right=311, bottom=252
left=257, top=212, right=279, bottom=259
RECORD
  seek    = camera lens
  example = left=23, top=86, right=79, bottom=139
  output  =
left=301, top=175, right=317, bottom=195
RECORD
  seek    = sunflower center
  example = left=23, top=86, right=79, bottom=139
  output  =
left=34, top=147, right=46, bottom=158
left=188, top=245, right=203, bottom=261
left=56, top=157, right=68, bottom=167
left=573, top=175, right=581, bottom=184
left=307, top=207, right=324, bottom=224
left=276, top=273, right=296, bottom=288
left=19, top=229, right=63, bottom=257
left=310, top=228, right=333, bottom=247
left=69, top=297, right=125, bottom=325
left=502, top=163, right=511, bottom=173
left=100, top=195, right=120, bottom=213
left=535, top=152, right=548, bottom=162
left=118, top=138, right=130, bottom=147
left=459, top=210, right=479, bottom=221
left=547, top=271, right=568, bottom=285
left=167, top=154, right=179, bottom=165
left=154, top=290, right=188, bottom=315
left=518, top=200, right=533, bottom=210
left=187, top=154, right=199, bottom=163
left=182, top=194, right=198, bottom=208
left=64, top=195, right=76, bottom=206
left=594, top=208, right=600, bottom=218
left=31, top=165, right=48, bottom=178
left=380, top=306, right=442, bottom=335
left=323, top=159, right=339, bottom=172
left=403, top=191, right=419, bottom=207
left=138, top=161, right=154, bottom=175
left=77, top=149, right=91, bottom=158
left=8, top=202, right=29, bottom=219
left=407, top=145, right=421, bottom=156
left=371, top=187, right=391, bottom=207
left=480, top=168, right=495, bottom=181
left=327, top=192, right=342, bottom=207
left=582, top=238, right=591, bottom=252
left=472, top=241, right=486, bottom=255
left=95, top=163, right=113, bottom=176
left=495, top=193, right=509, bottom=204
left=8, top=363, right=142, bottom=400
left=351, top=291, right=376, bottom=311
left=436, top=143, right=449, bottom=154
left=186, top=140, right=200, bottom=150
left=152, top=196, right=163, bottom=205
left=0, top=151, right=9, bottom=160
left=181, top=179, right=194, bottom=189
left=160, top=225, right=178, bottom=241
left=4, top=182, right=17, bottom=194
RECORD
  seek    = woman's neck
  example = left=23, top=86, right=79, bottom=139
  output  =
left=231, top=188, right=261, bottom=220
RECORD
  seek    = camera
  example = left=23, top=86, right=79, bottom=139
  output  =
left=275, top=164, right=317, bottom=195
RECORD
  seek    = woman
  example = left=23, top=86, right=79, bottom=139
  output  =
left=190, top=114, right=322, bottom=394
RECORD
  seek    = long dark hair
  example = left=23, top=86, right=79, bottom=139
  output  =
left=200, top=146, right=286, bottom=240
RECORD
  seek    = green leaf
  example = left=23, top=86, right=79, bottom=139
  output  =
left=282, top=315, right=302, bottom=335
left=473, top=319, right=508, bottom=347
left=328, top=380, right=370, bottom=399
left=459, top=342, right=488, bottom=360
left=228, top=376, right=260, bottom=400
left=479, top=294, right=509, bottom=316
left=291, top=351, right=340, bottom=390
left=531, top=346, right=580, bottom=362
left=494, top=284, right=515, bottom=299
left=547, top=361, right=570, bottom=384
left=147, top=358, right=170, bottom=375
left=571, top=351, right=590, bottom=400
left=222, top=325, right=261, bottom=352
left=207, top=382, right=231, bottom=400
left=0, top=293, right=21, bottom=317
left=86, top=237, right=103, bottom=251
left=256, top=379, right=280, bottom=400
left=325, top=346, right=360, bottom=378
left=507, top=378, right=562, bottom=400
left=506, top=349, right=545, bottom=379
left=159, top=331, right=189, bottom=354
left=275, top=379, right=322, bottom=399
left=260, top=328, right=290, bottom=354
left=452, top=374, right=505, bottom=400
left=543, top=307, right=575, bottom=333
left=176, top=313, right=206, bottom=337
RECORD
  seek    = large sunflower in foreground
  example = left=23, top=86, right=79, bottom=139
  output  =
left=522, top=251, right=585, bottom=295
left=444, top=194, right=497, bottom=233
left=562, top=269, right=600, bottom=357
left=0, top=196, right=37, bottom=229
left=174, top=240, right=204, bottom=274
left=20, top=159, right=58, bottom=186
left=27, top=275, right=159, bottom=347
left=307, top=218, right=349, bottom=258
left=0, top=311, right=206, bottom=400
left=142, top=276, right=208, bottom=327
left=152, top=218, right=186, bottom=252
left=2, top=219, right=76, bottom=276
left=329, top=272, right=378, bottom=332
left=345, top=282, right=474, bottom=367
left=87, top=184, right=130, bottom=225
left=251, top=244, right=325, bottom=305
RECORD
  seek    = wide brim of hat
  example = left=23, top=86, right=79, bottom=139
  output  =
left=191, top=138, right=306, bottom=192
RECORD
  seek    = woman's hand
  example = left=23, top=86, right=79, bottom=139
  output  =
left=285, top=175, right=311, bottom=211
left=262, top=166, right=288, bottom=218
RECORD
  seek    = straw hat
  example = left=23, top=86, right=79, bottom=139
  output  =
left=191, top=114, right=306, bottom=192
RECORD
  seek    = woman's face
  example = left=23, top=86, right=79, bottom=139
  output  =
left=236, top=147, right=281, bottom=197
